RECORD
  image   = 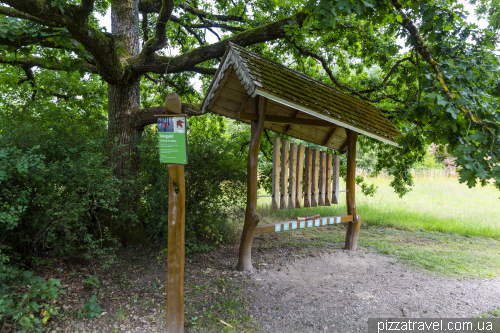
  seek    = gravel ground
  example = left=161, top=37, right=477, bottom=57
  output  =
left=246, top=249, right=500, bottom=333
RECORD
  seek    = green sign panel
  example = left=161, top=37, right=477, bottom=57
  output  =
left=158, top=116, right=187, bottom=164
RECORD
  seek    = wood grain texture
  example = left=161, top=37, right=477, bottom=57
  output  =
left=325, top=153, right=332, bottom=206
left=304, top=147, right=312, bottom=208
left=280, top=140, right=289, bottom=209
left=238, top=97, right=266, bottom=271
left=311, top=149, right=319, bottom=207
left=271, top=137, right=281, bottom=210
left=332, top=155, right=340, bottom=205
left=288, top=143, right=297, bottom=209
left=318, top=151, right=326, bottom=206
left=295, top=144, right=305, bottom=208
left=166, top=164, right=185, bottom=333
left=344, top=130, right=362, bottom=251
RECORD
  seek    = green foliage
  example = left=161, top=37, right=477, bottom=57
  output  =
left=0, top=269, right=64, bottom=332
left=79, top=295, right=104, bottom=320
left=140, top=114, right=247, bottom=248
left=83, top=275, right=100, bottom=289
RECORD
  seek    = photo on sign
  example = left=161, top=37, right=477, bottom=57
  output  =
left=158, top=117, right=174, bottom=132
left=173, top=117, right=186, bottom=133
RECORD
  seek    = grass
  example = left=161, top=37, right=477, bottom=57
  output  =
left=254, top=172, right=500, bottom=279
left=257, top=172, right=500, bottom=238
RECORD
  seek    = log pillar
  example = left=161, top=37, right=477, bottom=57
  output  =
left=344, top=129, right=362, bottom=251
left=166, top=164, right=186, bottom=333
left=238, top=96, right=266, bottom=271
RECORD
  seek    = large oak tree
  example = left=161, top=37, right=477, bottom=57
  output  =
left=1, top=0, right=499, bottom=242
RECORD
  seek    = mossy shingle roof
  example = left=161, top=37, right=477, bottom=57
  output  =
left=202, top=43, right=401, bottom=146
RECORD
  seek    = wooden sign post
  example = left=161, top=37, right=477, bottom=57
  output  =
left=157, top=93, right=186, bottom=333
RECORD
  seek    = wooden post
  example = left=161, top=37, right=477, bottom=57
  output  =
left=166, top=164, right=186, bottom=333
left=280, top=140, right=289, bottom=209
left=288, top=143, right=297, bottom=209
left=271, top=137, right=281, bottom=210
left=325, top=153, right=332, bottom=206
left=311, top=149, right=319, bottom=207
left=304, top=147, right=312, bottom=208
left=332, top=155, right=340, bottom=204
left=295, top=144, right=305, bottom=208
left=238, top=96, right=266, bottom=271
left=318, top=151, right=326, bottom=206
left=344, top=129, right=362, bottom=251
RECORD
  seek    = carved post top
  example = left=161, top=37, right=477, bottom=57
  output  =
left=165, top=92, right=182, bottom=114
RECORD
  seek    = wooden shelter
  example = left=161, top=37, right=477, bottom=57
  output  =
left=201, top=43, right=401, bottom=271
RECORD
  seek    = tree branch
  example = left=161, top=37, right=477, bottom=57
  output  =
left=0, top=4, right=64, bottom=27
left=0, top=56, right=98, bottom=74
left=135, top=103, right=202, bottom=130
left=142, top=13, right=307, bottom=75
left=392, top=0, right=482, bottom=121
left=142, top=0, right=175, bottom=57
left=358, top=56, right=415, bottom=94
left=292, top=41, right=413, bottom=106
left=138, top=0, right=245, bottom=22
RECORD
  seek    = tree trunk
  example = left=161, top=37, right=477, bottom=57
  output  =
left=97, top=0, right=147, bottom=246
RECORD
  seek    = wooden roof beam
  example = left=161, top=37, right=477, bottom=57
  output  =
left=323, top=126, right=343, bottom=146
left=238, top=113, right=335, bottom=126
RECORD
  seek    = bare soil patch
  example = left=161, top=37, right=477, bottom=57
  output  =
left=23, top=226, right=500, bottom=333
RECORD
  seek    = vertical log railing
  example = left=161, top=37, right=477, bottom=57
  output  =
left=238, top=96, right=266, bottom=271
left=344, top=129, right=362, bottom=251
left=280, top=140, right=289, bottom=209
left=311, top=149, right=319, bottom=207
left=288, top=143, right=297, bottom=209
left=318, top=151, right=326, bottom=206
left=295, top=144, right=305, bottom=208
left=304, top=147, right=312, bottom=207
left=325, top=153, right=332, bottom=206
left=271, top=137, right=281, bottom=210
left=332, top=155, right=340, bottom=204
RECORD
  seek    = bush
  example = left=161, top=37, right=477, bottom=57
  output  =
left=140, top=114, right=247, bottom=249
left=0, top=268, right=64, bottom=332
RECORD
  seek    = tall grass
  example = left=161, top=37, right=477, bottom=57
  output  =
left=257, top=172, right=500, bottom=238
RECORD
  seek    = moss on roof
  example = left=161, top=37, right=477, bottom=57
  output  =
left=230, top=43, right=401, bottom=143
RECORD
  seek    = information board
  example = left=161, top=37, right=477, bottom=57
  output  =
left=158, top=116, right=187, bottom=164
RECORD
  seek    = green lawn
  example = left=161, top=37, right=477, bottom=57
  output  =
left=257, top=173, right=500, bottom=238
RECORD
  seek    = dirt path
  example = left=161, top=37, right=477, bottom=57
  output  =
left=245, top=249, right=500, bottom=333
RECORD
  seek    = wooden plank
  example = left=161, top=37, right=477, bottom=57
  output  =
left=280, top=140, right=289, bottom=209
left=295, top=144, right=305, bottom=208
left=318, top=151, right=326, bottom=206
left=311, top=149, right=319, bottom=207
left=219, top=86, right=248, bottom=104
left=303, top=147, right=312, bottom=208
left=285, top=110, right=300, bottom=135
left=238, top=95, right=251, bottom=113
left=237, top=113, right=335, bottom=126
left=271, top=137, right=281, bottom=210
left=332, top=155, right=340, bottom=204
left=325, top=153, right=332, bottom=206
left=166, top=164, right=186, bottom=333
left=255, top=215, right=354, bottom=234
left=208, top=69, right=232, bottom=110
left=323, top=126, right=342, bottom=146
left=224, top=76, right=248, bottom=93
left=214, top=96, right=242, bottom=112
left=288, top=143, right=297, bottom=209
